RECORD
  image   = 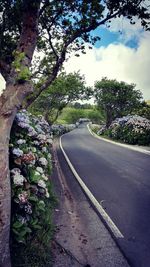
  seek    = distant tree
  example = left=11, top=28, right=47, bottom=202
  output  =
left=73, top=102, right=83, bottom=109
left=30, top=72, right=91, bottom=124
left=72, top=102, right=93, bottom=109
left=94, top=78, right=142, bottom=127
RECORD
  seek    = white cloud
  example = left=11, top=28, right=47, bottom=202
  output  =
left=108, top=16, right=143, bottom=43
left=64, top=32, right=150, bottom=100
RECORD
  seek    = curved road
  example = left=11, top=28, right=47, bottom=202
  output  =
left=61, top=123, right=150, bottom=267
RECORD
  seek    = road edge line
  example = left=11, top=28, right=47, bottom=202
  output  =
left=60, top=135, right=124, bottom=239
left=87, top=124, right=150, bottom=156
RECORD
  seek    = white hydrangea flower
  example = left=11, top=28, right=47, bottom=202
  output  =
left=28, top=127, right=37, bottom=137
left=16, top=113, right=30, bottom=124
left=37, top=134, right=46, bottom=141
left=47, top=154, right=52, bottom=159
left=42, top=174, right=48, bottom=181
left=42, top=147, right=47, bottom=153
left=17, top=139, right=26, bottom=145
left=24, top=204, right=32, bottom=214
left=13, top=173, right=25, bottom=186
left=33, top=140, right=39, bottom=146
left=18, top=122, right=29, bottom=129
left=47, top=138, right=53, bottom=145
left=36, top=167, right=44, bottom=174
left=12, top=148, right=23, bottom=157
left=39, top=157, right=48, bottom=166
left=38, top=179, right=46, bottom=188
left=11, top=168, right=21, bottom=175
left=45, top=188, right=50, bottom=198
left=30, top=160, right=36, bottom=166
left=35, top=125, right=44, bottom=134
left=21, top=109, right=27, bottom=113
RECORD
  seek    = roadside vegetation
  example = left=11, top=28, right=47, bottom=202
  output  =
left=10, top=110, right=56, bottom=267
left=95, top=115, right=150, bottom=146
left=92, top=78, right=150, bottom=146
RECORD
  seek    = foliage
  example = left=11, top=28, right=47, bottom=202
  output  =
left=98, top=115, right=150, bottom=145
left=60, top=108, right=84, bottom=124
left=1, top=0, right=150, bottom=103
left=89, top=124, right=101, bottom=134
left=133, top=101, right=150, bottom=120
left=29, top=72, right=92, bottom=124
left=94, top=77, right=142, bottom=127
left=57, top=107, right=105, bottom=124
left=11, top=233, right=53, bottom=267
left=9, top=110, right=56, bottom=246
left=70, top=102, right=94, bottom=109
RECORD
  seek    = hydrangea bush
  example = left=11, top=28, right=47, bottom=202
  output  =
left=9, top=110, right=55, bottom=244
left=98, top=115, right=150, bottom=146
left=51, top=123, right=76, bottom=136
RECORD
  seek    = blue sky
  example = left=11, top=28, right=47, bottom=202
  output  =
left=92, top=27, right=120, bottom=48
left=93, top=26, right=142, bottom=49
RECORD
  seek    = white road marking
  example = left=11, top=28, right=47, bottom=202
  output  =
left=60, top=135, right=124, bottom=239
left=87, top=124, right=150, bottom=156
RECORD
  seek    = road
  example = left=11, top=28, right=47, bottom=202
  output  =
left=61, top=123, right=150, bottom=267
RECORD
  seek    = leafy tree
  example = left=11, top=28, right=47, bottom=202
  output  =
left=0, top=1, right=150, bottom=266
left=94, top=77, right=142, bottom=127
left=133, top=101, right=150, bottom=120
left=30, top=72, right=91, bottom=124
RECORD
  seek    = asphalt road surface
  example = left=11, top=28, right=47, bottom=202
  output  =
left=61, top=123, right=150, bottom=267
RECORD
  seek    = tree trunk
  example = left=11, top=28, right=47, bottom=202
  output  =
left=44, top=110, right=52, bottom=125
left=0, top=112, right=16, bottom=267
left=0, top=1, right=41, bottom=266
left=106, top=109, right=113, bottom=128
left=44, top=107, right=63, bottom=126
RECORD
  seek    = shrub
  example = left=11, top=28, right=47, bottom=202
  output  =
left=98, top=115, right=150, bottom=146
left=10, top=110, right=56, bottom=266
left=51, top=123, right=76, bottom=136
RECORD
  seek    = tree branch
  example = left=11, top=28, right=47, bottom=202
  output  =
left=25, top=10, right=122, bottom=108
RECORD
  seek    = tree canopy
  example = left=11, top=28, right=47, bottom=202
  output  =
left=1, top=0, right=150, bottom=105
left=94, top=77, right=143, bottom=127
left=30, top=72, right=91, bottom=124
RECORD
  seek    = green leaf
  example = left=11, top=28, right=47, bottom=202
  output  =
left=32, top=224, right=42, bottom=230
left=13, top=221, right=23, bottom=229
left=29, top=195, right=38, bottom=202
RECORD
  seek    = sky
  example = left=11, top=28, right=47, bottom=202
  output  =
left=0, top=15, right=150, bottom=100
left=64, top=17, right=150, bottom=101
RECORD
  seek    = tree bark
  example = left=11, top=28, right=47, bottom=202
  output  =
left=0, top=112, right=16, bottom=267
left=0, top=1, right=41, bottom=266
left=106, top=108, right=113, bottom=128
